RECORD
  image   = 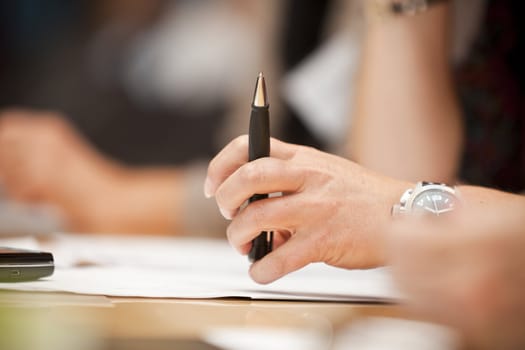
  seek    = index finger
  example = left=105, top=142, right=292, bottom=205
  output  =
left=204, top=135, right=297, bottom=198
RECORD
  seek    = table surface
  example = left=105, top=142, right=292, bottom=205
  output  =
left=0, top=291, right=406, bottom=348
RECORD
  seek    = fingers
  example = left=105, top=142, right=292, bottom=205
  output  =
left=215, top=157, right=305, bottom=220
left=204, top=135, right=297, bottom=198
left=249, top=233, right=319, bottom=284
left=226, top=195, right=300, bottom=250
left=204, top=135, right=249, bottom=199
left=0, top=109, right=72, bottom=201
left=236, top=230, right=291, bottom=256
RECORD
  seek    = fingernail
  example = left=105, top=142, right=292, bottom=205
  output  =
left=219, top=207, right=232, bottom=220
left=203, top=177, right=213, bottom=198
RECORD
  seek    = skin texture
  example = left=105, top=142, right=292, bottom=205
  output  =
left=205, top=135, right=411, bottom=284
left=387, top=194, right=525, bottom=350
left=0, top=109, right=182, bottom=234
left=207, top=135, right=525, bottom=347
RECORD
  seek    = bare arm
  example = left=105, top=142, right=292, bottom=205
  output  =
left=349, top=2, right=463, bottom=183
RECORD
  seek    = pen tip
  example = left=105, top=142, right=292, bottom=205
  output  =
left=253, top=73, right=268, bottom=107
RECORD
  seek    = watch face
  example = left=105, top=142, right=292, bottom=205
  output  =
left=411, top=189, right=457, bottom=215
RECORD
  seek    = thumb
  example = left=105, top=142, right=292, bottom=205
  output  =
left=249, top=233, right=318, bottom=284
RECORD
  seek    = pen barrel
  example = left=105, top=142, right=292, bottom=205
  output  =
left=249, top=193, right=267, bottom=204
left=249, top=231, right=273, bottom=263
left=248, top=106, right=270, bottom=162
left=248, top=104, right=271, bottom=262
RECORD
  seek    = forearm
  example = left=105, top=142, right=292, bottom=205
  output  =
left=350, top=2, right=463, bottom=183
left=113, top=168, right=184, bottom=235
left=458, top=185, right=525, bottom=217
left=66, top=163, right=227, bottom=236
left=67, top=166, right=184, bottom=235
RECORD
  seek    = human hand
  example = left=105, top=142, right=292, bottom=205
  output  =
left=205, top=135, right=410, bottom=284
left=0, top=109, right=124, bottom=231
left=387, top=192, right=525, bottom=350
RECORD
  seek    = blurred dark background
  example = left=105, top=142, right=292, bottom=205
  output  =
left=0, top=0, right=225, bottom=166
left=0, top=0, right=523, bottom=191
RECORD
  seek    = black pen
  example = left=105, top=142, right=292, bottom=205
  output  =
left=248, top=72, right=273, bottom=262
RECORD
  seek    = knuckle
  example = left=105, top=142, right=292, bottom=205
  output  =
left=230, top=202, right=265, bottom=235
left=292, top=144, right=315, bottom=160
left=246, top=201, right=266, bottom=229
left=231, top=134, right=249, bottom=150
left=239, top=162, right=262, bottom=185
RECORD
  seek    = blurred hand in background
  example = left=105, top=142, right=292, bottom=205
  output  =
left=387, top=195, right=525, bottom=350
left=0, top=109, right=183, bottom=234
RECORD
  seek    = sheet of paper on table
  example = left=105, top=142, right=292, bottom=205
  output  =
left=0, top=233, right=400, bottom=302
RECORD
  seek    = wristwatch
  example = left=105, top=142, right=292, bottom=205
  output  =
left=372, top=0, right=448, bottom=16
left=392, top=181, right=459, bottom=216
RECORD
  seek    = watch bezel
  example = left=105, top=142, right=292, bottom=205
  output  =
left=405, top=182, right=457, bottom=211
left=373, top=0, right=448, bottom=16
left=392, top=182, right=459, bottom=216
left=391, top=0, right=429, bottom=15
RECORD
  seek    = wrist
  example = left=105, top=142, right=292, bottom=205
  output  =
left=365, top=0, right=448, bottom=17
left=364, top=0, right=449, bottom=26
left=392, top=181, right=460, bottom=216
left=369, top=177, right=414, bottom=266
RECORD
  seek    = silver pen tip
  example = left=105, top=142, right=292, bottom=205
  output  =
left=253, top=72, right=268, bottom=107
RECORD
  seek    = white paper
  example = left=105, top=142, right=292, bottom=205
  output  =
left=0, top=234, right=400, bottom=302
